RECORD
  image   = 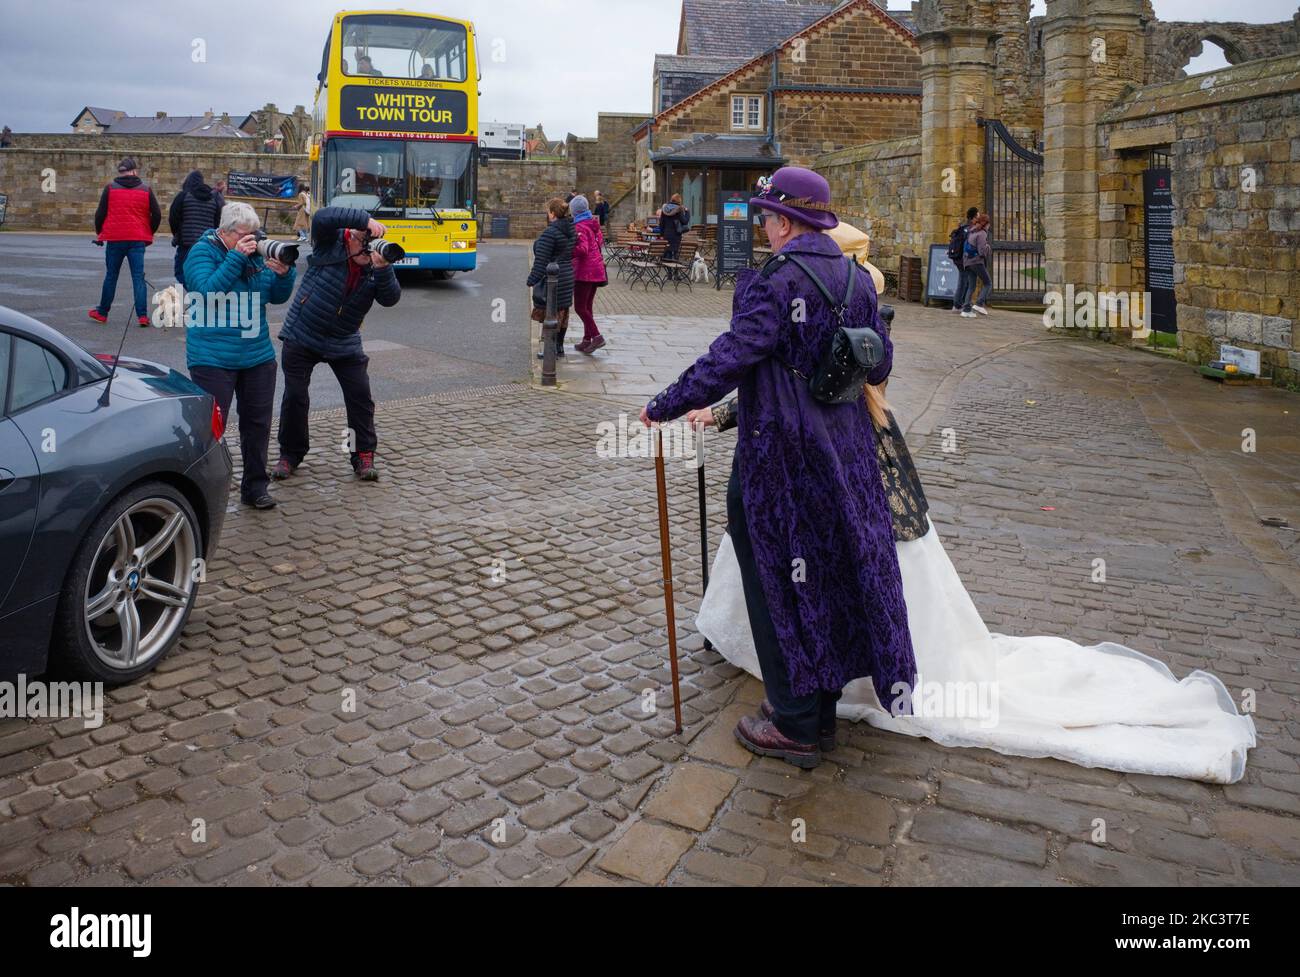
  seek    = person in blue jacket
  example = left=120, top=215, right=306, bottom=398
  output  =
left=271, top=205, right=400, bottom=482
left=183, top=201, right=296, bottom=509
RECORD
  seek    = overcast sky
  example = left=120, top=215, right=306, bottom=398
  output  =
left=1, top=0, right=1296, bottom=135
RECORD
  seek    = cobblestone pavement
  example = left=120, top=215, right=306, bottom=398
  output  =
left=2, top=295, right=1298, bottom=886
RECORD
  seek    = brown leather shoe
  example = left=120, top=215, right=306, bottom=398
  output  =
left=735, top=715, right=820, bottom=769
left=761, top=699, right=836, bottom=753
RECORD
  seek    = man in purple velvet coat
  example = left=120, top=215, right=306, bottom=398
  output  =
left=641, top=167, right=916, bottom=769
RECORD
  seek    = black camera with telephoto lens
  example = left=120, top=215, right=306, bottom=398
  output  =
left=365, top=237, right=405, bottom=263
left=252, top=230, right=299, bottom=264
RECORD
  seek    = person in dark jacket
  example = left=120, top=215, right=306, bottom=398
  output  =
left=168, top=170, right=226, bottom=288
left=90, top=157, right=161, bottom=326
left=271, top=206, right=400, bottom=483
left=659, top=193, right=689, bottom=260
left=592, top=191, right=609, bottom=228
left=527, top=197, right=575, bottom=359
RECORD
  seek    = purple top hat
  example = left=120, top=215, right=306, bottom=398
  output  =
left=750, top=166, right=838, bottom=231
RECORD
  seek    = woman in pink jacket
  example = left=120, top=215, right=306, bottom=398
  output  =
left=569, top=194, right=608, bottom=353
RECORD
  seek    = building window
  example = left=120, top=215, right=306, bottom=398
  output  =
left=731, top=95, right=763, bottom=131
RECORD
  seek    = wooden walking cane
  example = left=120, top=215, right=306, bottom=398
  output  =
left=654, top=428, right=685, bottom=735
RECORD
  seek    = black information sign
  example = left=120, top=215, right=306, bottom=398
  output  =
left=716, top=191, right=753, bottom=289
left=340, top=86, right=468, bottom=135
left=925, top=244, right=962, bottom=304
left=1143, top=168, right=1177, bottom=334
left=226, top=172, right=297, bottom=199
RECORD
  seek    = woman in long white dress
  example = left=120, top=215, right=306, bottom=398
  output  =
left=688, top=388, right=1256, bottom=784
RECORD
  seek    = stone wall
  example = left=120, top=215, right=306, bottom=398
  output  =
left=2, top=132, right=259, bottom=155
left=567, top=112, right=644, bottom=229
left=0, top=146, right=307, bottom=233
left=1099, top=53, right=1300, bottom=385
left=477, top=159, right=577, bottom=240
left=815, top=135, right=922, bottom=275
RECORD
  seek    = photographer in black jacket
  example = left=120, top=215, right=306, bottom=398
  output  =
left=272, top=206, right=400, bottom=483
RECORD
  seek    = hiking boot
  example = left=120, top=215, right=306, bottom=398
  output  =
left=734, top=715, right=820, bottom=769
left=270, top=458, right=297, bottom=481
left=243, top=492, right=277, bottom=510
left=353, top=451, right=379, bottom=481
left=88, top=309, right=108, bottom=323
left=761, top=699, right=836, bottom=753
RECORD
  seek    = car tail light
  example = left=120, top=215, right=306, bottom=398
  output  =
left=211, top=401, right=225, bottom=440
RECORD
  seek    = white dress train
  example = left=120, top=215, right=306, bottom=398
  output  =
left=698, top=523, right=1257, bottom=784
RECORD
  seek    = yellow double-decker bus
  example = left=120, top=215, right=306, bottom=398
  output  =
left=310, top=9, right=479, bottom=276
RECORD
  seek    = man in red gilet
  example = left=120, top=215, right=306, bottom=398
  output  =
left=90, top=157, right=161, bottom=326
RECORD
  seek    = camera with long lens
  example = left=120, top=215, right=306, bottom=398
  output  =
left=252, top=230, right=299, bottom=264
left=365, top=237, right=405, bottom=263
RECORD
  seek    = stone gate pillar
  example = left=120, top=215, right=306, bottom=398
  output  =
left=1041, top=0, right=1147, bottom=307
left=915, top=1, right=998, bottom=290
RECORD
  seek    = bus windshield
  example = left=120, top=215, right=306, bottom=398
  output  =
left=325, top=138, right=474, bottom=217
left=340, top=14, right=468, bottom=82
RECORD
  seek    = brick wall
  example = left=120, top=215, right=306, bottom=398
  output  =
left=0, top=145, right=307, bottom=233
left=815, top=136, right=922, bottom=275
left=652, top=0, right=922, bottom=164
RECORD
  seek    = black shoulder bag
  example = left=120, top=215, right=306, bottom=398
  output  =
left=776, top=254, right=886, bottom=404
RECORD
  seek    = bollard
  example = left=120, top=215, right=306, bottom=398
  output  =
left=541, top=261, right=559, bottom=387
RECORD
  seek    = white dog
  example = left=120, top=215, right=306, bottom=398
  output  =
left=690, top=254, right=711, bottom=283
left=153, top=282, right=185, bottom=329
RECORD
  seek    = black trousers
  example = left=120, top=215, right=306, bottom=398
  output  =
left=277, top=340, right=377, bottom=466
left=190, top=359, right=277, bottom=502
left=727, top=461, right=840, bottom=744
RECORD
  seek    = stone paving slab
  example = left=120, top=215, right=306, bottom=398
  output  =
left=1, top=296, right=1298, bottom=886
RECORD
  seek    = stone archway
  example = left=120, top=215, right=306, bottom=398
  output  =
left=1147, top=17, right=1300, bottom=85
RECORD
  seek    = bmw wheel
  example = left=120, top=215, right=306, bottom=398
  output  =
left=54, top=482, right=202, bottom=683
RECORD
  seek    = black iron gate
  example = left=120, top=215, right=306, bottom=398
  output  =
left=979, top=119, right=1045, bottom=305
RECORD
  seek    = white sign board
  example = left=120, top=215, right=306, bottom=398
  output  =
left=1220, top=344, right=1260, bottom=376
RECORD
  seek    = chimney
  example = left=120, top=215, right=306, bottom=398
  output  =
left=204, top=109, right=213, bottom=119
left=220, top=112, right=230, bottom=124
left=155, top=111, right=167, bottom=119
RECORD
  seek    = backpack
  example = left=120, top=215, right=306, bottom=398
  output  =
left=964, top=239, right=979, bottom=258
left=766, top=254, right=885, bottom=404
left=947, top=224, right=967, bottom=263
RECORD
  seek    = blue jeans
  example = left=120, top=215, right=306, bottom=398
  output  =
left=98, top=241, right=148, bottom=318
left=961, top=264, right=992, bottom=312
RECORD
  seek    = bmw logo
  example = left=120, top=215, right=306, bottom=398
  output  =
left=126, top=571, right=140, bottom=593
